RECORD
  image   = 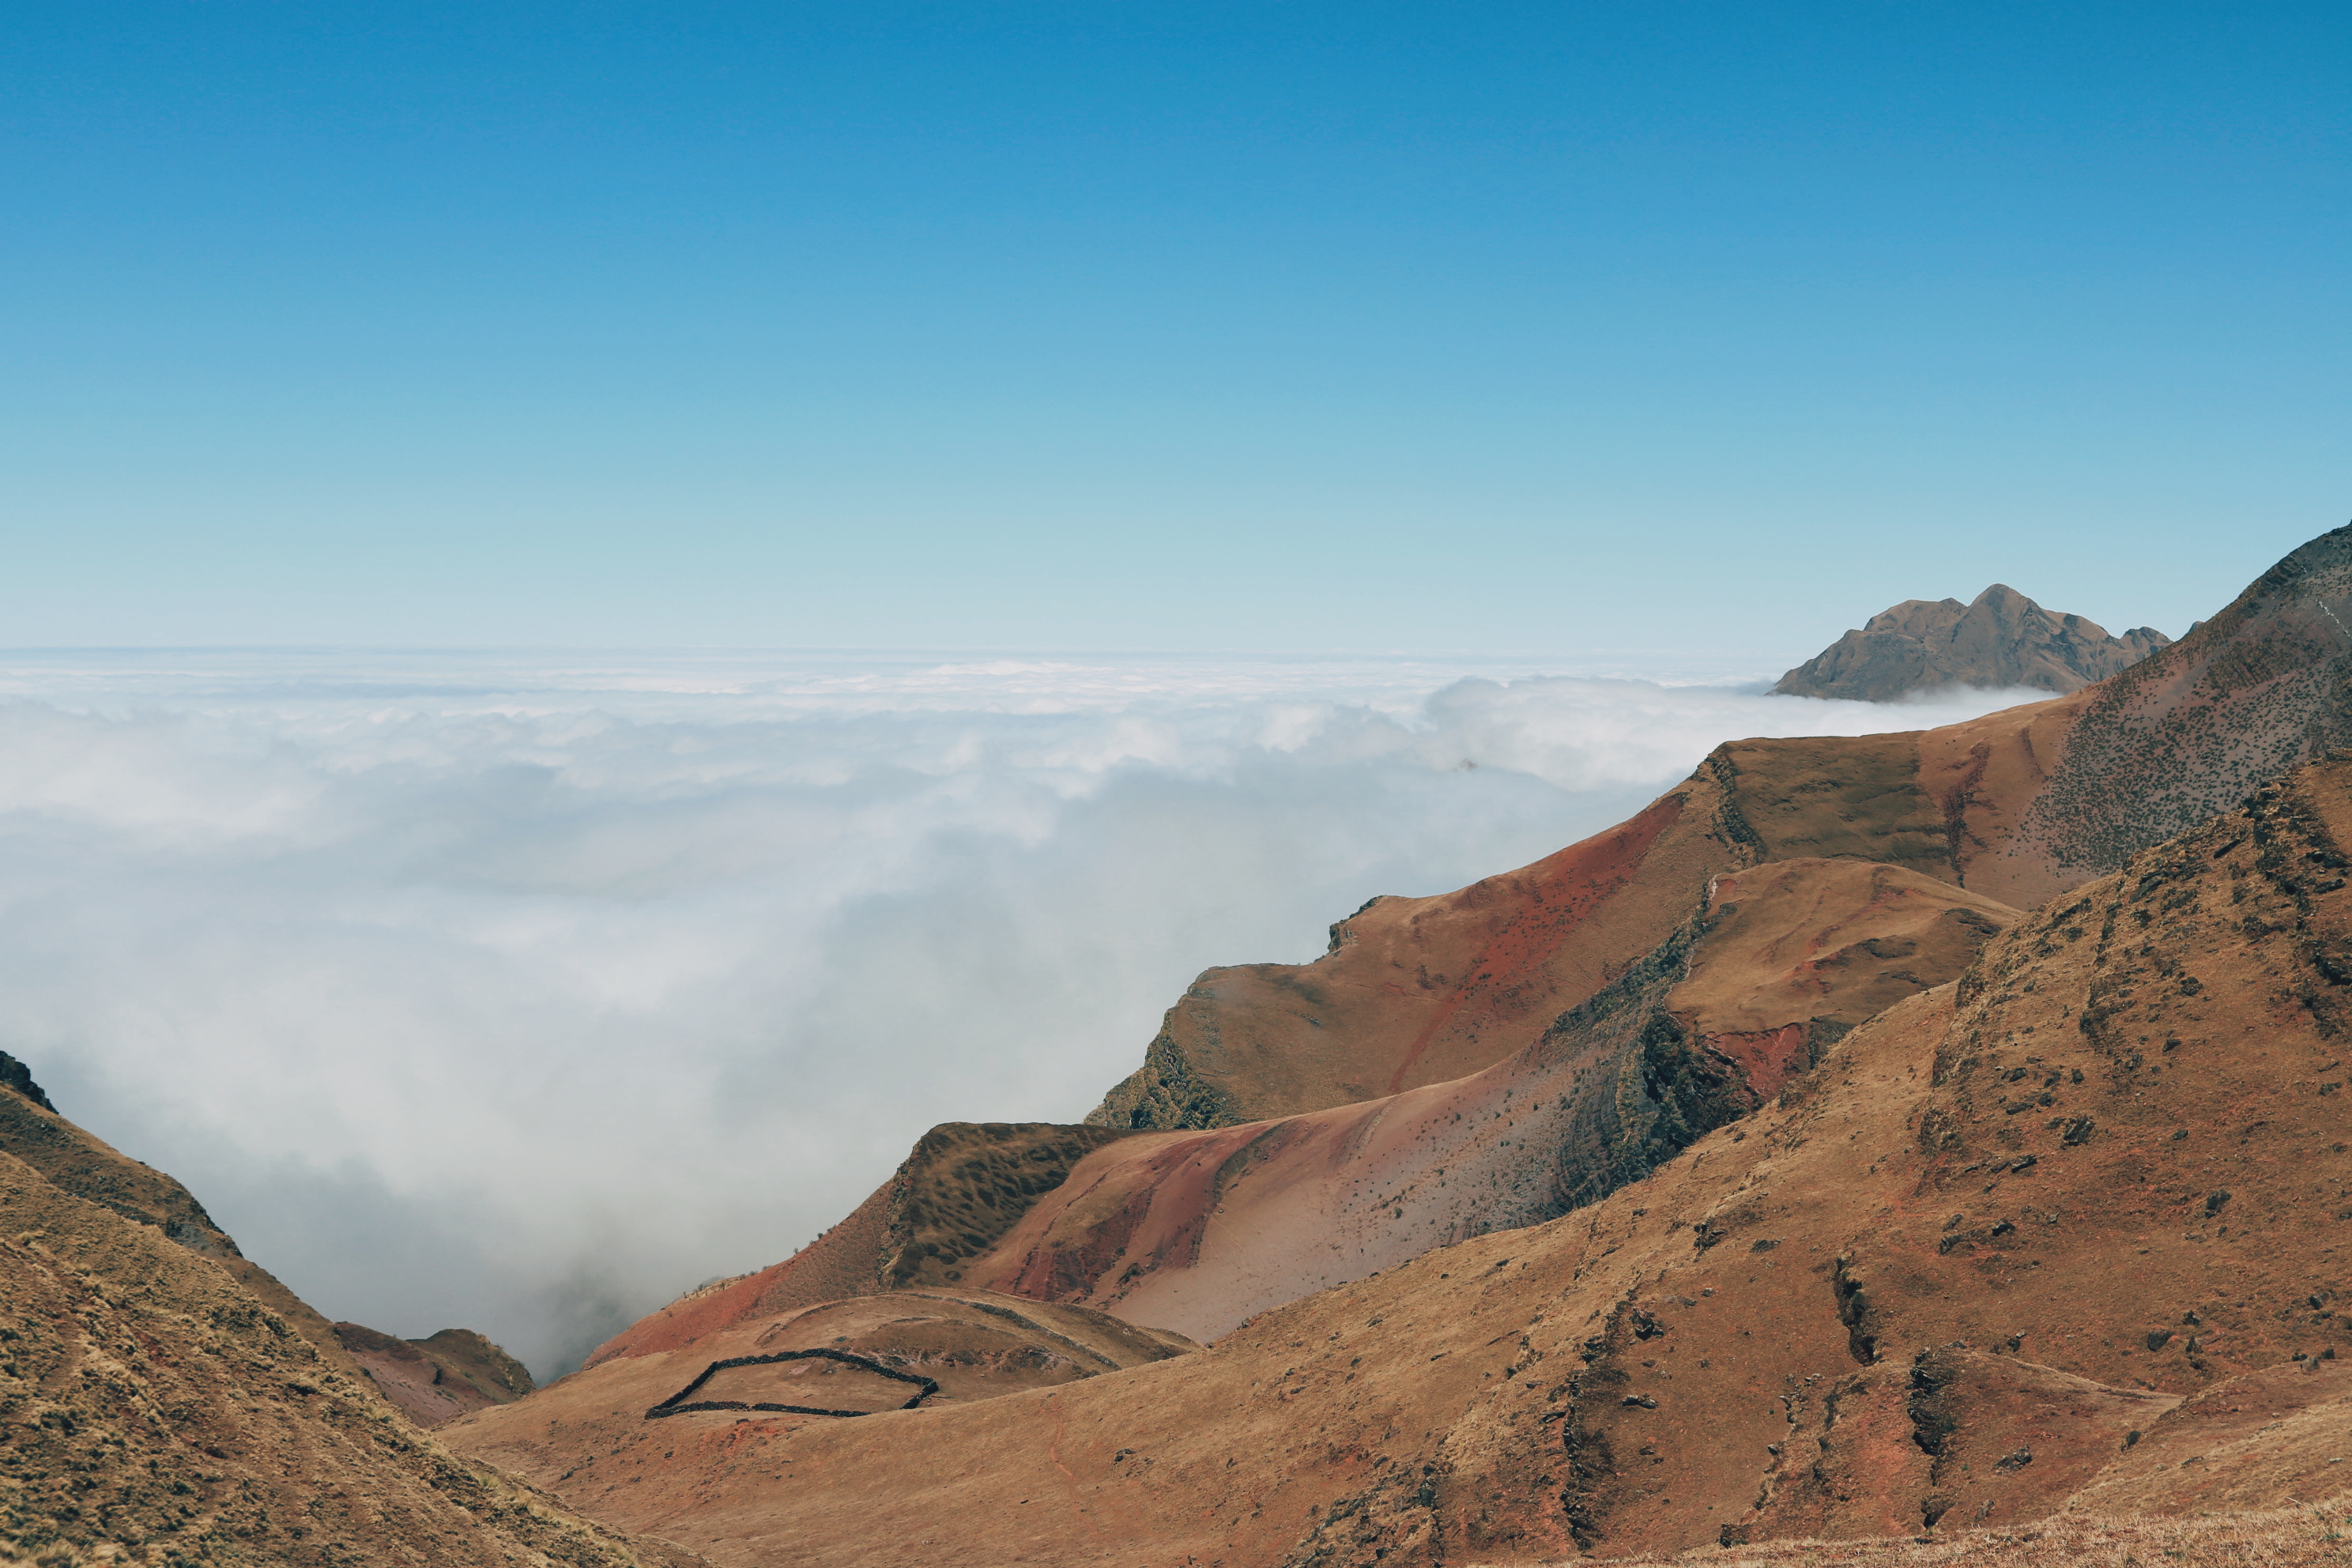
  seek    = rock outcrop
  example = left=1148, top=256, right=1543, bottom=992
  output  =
left=1774, top=582, right=2169, bottom=702
left=0, top=1049, right=55, bottom=1113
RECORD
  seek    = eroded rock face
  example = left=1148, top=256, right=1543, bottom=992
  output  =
left=1774, top=583, right=2171, bottom=702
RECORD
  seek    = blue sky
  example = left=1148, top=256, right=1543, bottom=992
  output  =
left=6, top=3, right=2345, bottom=652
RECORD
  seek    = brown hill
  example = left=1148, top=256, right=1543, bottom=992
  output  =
left=582, top=1121, right=1133, bottom=1367
left=334, top=1321, right=537, bottom=1428
left=0, top=1077, right=712, bottom=1566
left=439, top=749, right=2352, bottom=1563
left=1773, top=583, right=2170, bottom=702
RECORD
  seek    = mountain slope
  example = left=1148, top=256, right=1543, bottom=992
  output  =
left=1088, top=526, right=2352, bottom=1138
left=441, top=748, right=2352, bottom=1565
left=968, top=858, right=2017, bottom=1342
left=582, top=1121, right=1133, bottom=1368
left=0, top=1145, right=709, bottom=1566
left=0, top=1055, right=708, bottom=1566
left=0, top=1051, right=369, bottom=1389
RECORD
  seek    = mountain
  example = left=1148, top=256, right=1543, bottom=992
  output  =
left=0, top=1052, right=709, bottom=1566
left=443, top=745, right=2352, bottom=1562
left=1773, top=582, right=2170, bottom=702
left=429, top=522, right=2352, bottom=1566
left=963, top=859, right=2018, bottom=1343
left=332, top=1321, right=537, bottom=1428
left=1080, top=528, right=2352, bottom=1141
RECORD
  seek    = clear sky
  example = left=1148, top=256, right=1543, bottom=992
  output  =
left=5, top=3, right=2345, bottom=653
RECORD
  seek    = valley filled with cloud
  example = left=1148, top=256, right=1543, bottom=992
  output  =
left=0, top=650, right=2037, bottom=1373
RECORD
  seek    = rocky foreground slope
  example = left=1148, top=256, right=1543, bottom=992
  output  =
left=446, top=750, right=2352, bottom=1563
left=0, top=1057, right=706, bottom=1566
left=1773, top=583, right=2170, bottom=703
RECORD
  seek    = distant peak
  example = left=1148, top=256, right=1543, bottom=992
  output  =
left=1777, top=584, right=2166, bottom=702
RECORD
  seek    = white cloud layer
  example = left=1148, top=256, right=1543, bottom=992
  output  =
left=0, top=650, right=2042, bottom=1374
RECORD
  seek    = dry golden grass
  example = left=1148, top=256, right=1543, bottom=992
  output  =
left=1481, top=1496, right=2352, bottom=1567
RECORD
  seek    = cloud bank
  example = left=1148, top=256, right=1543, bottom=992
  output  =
left=0, top=651, right=2042, bottom=1374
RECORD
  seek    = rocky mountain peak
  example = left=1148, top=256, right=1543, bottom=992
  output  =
left=1777, top=581, right=2170, bottom=701
left=0, top=1050, right=54, bottom=1114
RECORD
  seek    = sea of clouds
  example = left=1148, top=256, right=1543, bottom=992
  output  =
left=0, top=649, right=2045, bottom=1375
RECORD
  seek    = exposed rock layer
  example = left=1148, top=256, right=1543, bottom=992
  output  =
left=0, top=1050, right=54, bottom=1113
left=1774, top=582, right=2169, bottom=702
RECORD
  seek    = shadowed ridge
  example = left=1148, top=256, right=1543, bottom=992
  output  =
left=2011, top=520, right=2352, bottom=881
